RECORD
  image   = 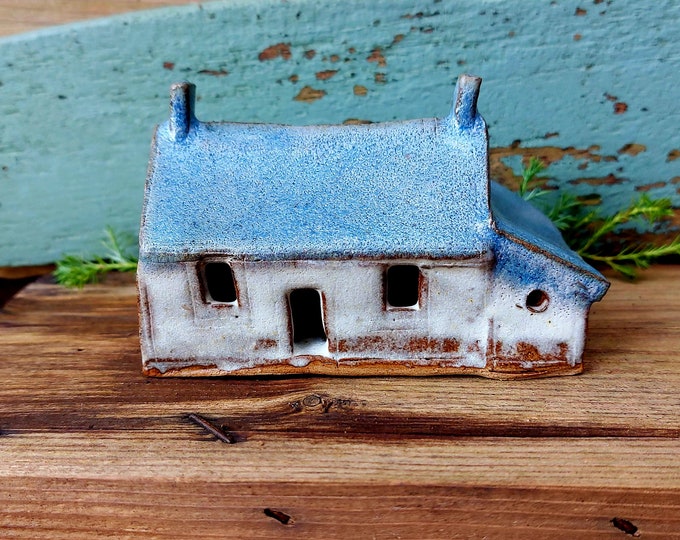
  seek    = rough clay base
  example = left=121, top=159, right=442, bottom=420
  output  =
left=143, top=357, right=583, bottom=380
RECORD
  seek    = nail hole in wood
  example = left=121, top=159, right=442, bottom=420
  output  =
left=264, top=508, right=292, bottom=525
left=611, top=517, right=639, bottom=536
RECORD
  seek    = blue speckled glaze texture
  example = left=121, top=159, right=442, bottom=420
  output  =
left=142, top=77, right=492, bottom=261
left=140, top=75, right=608, bottom=303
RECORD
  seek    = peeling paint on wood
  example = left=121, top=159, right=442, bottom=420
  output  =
left=614, top=102, right=628, bottom=114
left=618, top=143, right=646, bottom=157
left=366, top=47, right=386, bottom=67
left=635, top=181, right=667, bottom=192
left=315, top=69, right=338, bottom=80
left=0, top=0, right=679, bottom=266
left=353, top=84, right=368, bottom=96
left=293, top=85, right=326, bottom=102
left=197, top=68, right=229, bottom=77
left=258, top=42, right=292, bottom=61
left=343, top=118, right=372, bottom=125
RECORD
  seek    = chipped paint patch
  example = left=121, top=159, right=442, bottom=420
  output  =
left=343, top=118, right=373, bottom=125
left=668, top=149, right=680, bottom=162
left=401, top=11, right=440, bottom=19
left=258, top=43, right=292, bottom=61
left=614, top=102, right=628, bottom=114
left=353, top=85, right=368, bottom=96
left=197, top=68, right=228, bottom=77
left=570, top=174, right=623, bottom=186
left=366, top=47, right=386, bottom=67
left=635, top=181, right=666, bottom=192
left=315, top=69, right=338, bottom=80
left=490, top=144, right=618, bottom=189
left=293, top=85, right=326, bottom=102
left=617, top=143, right=646, bottom=156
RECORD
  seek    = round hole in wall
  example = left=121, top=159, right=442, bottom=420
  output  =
left=526, top=289, right=550, bottom=313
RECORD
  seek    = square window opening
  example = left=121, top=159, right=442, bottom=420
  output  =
left=203, top=262, right=238, bottom=304
left=386, top=265, right=421, bottom=309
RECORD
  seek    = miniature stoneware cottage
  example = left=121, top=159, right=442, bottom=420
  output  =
left=138, top=74, right=609, bottom=378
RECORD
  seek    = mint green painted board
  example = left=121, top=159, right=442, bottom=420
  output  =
left=1, top=0, right=679, bottom=266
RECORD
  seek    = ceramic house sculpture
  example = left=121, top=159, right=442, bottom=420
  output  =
left=138, top=74, right=609, bottom=378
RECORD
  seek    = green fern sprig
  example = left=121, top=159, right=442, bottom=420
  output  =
left=584, top=237, right=680, bottom=279
left=519, top=160, right=680, bottom=279
left=54, top=226, right=138, bottom=288
left=517, top=157, right=552, bottom=201
left=575, top=194, right=673, bottom=254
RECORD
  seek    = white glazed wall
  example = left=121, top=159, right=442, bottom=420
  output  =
left=140, top=259, right=492, bottom=371
left=139, top=256, right=588, bottom=372
left=486, top=238, right=594, bottom=368
left=486, top=275, right=587, bottom=367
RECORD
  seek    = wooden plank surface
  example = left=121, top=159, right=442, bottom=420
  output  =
left=0, top=0, right=197, bottom=36
left=1, top=268, right=679, bottom=537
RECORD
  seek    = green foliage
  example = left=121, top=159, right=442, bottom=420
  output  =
left=517, top=157, right=551, bottom=202
left=54, top=227, right=138, bottom=288
left=519, top=157, right=680, bottom=279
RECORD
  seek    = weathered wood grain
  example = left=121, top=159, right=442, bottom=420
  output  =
left=0, top=0, right=197, bottom=36
left=0, top=268, right=679, bottom=537
left=1, top=480, right=677, bottom=539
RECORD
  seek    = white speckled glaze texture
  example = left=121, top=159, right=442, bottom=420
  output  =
left=138, top=74, right=609, bottom=378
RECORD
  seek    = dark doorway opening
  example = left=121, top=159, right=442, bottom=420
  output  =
left=289, top=288, right=328, bottom=354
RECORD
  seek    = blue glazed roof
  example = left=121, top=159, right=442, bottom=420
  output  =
left=141, top=105, right=493, bottom=261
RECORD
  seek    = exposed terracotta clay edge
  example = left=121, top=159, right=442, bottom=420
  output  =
left=143, top=357, right=583, bottom=380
